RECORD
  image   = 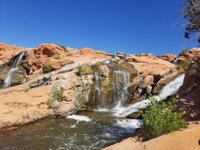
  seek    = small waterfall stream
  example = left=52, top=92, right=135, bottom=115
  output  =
left=114, top=74, right=185, bottom=117
left=2, top=52, right=25, bottom=88
left=92, top=66, right=132, bottom=108
left=112, top=70, right=131, bottom=107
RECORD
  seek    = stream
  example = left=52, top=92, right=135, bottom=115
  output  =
left=0, top=112, right=142, bottom=150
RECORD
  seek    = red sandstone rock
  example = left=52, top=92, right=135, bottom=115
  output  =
left=177, top=48, right=200, bottom=65
left=27, top=44, right=73, bottom=75
left=0, top=43, right=26, bottom=64
left=159, top=54, right=176, bottom=62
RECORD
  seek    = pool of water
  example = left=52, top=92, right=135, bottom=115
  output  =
left=0, top=112, right=142, bottom=150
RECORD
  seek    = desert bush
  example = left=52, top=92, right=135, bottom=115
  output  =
left=47, top=87, right=65, bottom=108
left=52, top=54, right=61, bottom=60
left=181, top=58, right=192, bottom=71
left=52, top=87, right=65, bottom=102
left=141, top=97, right=187, bottom=140
left=43, top=63, right=54, bottom=73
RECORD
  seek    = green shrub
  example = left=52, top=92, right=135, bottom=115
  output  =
left=181, top=58, right=191, bottom=71
left=141, top=97, right=187, bottom=140
left=47, top=98, right=54, bottom=107
left=52, top=54, right=61, bottom=60
left=43, top=63, right=54, bottom=73
left=76, top=64, right=93, bottom=76
left=52, top=87, right=65, bottom=102
left=47, top=87, right=65, bottom=108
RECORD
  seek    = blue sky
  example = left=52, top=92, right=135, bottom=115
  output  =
left=0, top=0, right=198, bottom=55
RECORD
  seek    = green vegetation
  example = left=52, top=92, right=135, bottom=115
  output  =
left=47, top=87, right=65, bottom=108
left=52, top=54, right=61, bottom=60
left=183, top=0, right=200, bottom=42
left=181, top=58, right=192, bottom=71
left=141, top=97, right=187, bottom=140
left=43, top=63, right=54, bottom=73
left=77, top=64, right=93, bottom=76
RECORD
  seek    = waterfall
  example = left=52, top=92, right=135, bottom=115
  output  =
left=173, top=57, right=178, bottom=64
left=112, top=70, right=130, bottom=107
left=91, top=66, right=132, bottom=108
left=2, top=52, right=25, bottom=88
left=113, top=74, right=185, bottom=117
left=94, top=72, right=103, bottom=102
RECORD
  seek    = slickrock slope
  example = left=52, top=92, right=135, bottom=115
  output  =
left=103, top=122, right=200, bottom=150
left=0, top=71, right=77, bottom=129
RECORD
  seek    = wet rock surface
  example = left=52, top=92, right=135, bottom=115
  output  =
left=75, top=61, right=139, bottom=110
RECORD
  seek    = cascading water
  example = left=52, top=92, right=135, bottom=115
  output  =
left=173, top=57, right=178, bottom=64
left=112, top=70, right=131, bottom=107
left=115, top=74, right=185, bottom=117
left=2, top=52, right=25, bottom=88
left=92, top=66, right=132, bottom=108
left=94, top=72, right=103, bottom=102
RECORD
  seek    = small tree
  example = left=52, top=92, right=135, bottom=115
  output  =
left=141, top=97, right=187, bottom=140
left=183, top=0, right=200, bottom=42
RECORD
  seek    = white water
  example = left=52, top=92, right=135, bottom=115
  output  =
left=2, top=52, right=25, bottom=88
left=115, top=74, right=185, bottom=117
left=66, top=115, right=92, bottom=122
left=112, top=70, right=131, bottom=106
left=115, top=119, right=143, bottom=129
left=173, top=57, right=178, bottom=64
left=97, top=74, right=185, bottom=118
